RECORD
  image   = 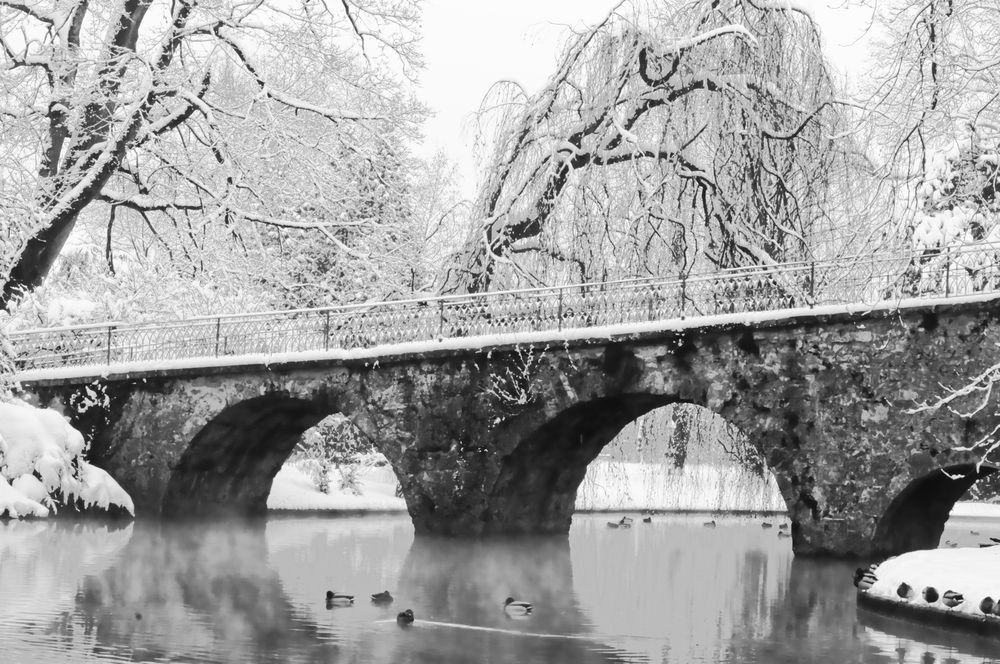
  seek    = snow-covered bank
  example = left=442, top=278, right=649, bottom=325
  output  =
left=266, top=459, right=788, bottom=513
left=862, top=547, right=1000, bottom=623
left=576, top=461, right=786, bottom=512
left=267, top=464, right=405, bottom=511
left=0, top=400, right=133, bottom=518
left=949, top=501, right=1000, bottom=519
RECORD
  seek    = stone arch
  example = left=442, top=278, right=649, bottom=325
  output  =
left=161, top=394, right=331, bottom=516
left=872, top=463, right=998, bottom=558
left=480, top=394, right=679, bottom=534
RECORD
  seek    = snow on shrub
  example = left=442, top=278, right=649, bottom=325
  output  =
left=0, top=400, right=134, bottom=518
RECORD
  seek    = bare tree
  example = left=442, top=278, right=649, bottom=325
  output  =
left=443, top=0, right=860, bottom=294
left=861, top=0, right=1000, bottom=246
left=0, top=0, right=423, bottom=310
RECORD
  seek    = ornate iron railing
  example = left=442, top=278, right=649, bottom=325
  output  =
left=9, top=242, right=1000, bottom=373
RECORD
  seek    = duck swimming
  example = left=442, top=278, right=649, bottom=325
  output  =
left=325, top=591, right=355, bottom=606
left=703, top=520, right=716, bottom=528
left=371, top=591, right=393, bottom=604
left=397, top=609, right=414, bottom=626
left=504, top=597, right=533, bottom=615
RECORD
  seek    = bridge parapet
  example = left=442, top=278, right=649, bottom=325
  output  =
left=9, top=243, right=1000, bottom=374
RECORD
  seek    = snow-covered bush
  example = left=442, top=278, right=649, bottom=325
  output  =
left=289, top=414, right=377, bottom=494
left=0, top=400, right=133, bottom=519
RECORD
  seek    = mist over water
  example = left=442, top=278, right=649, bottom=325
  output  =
left=1, top=514, right=997, bottom=663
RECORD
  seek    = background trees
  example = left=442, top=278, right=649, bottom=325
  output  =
left=0, top=0, right=424, bottom=311
left=442, top=0, right=864, bottom=294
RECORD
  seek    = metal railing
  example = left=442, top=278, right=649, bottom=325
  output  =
left=9, top=242, right=1000, bottom=373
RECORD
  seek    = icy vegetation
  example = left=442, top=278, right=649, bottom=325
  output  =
left=0, top=400, right=133, bottom=518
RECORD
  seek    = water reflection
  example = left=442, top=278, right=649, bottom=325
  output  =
left=1, top=514, right=999, bottom=663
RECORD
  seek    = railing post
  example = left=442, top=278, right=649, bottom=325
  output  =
left=557, top=288, right=564, bottom=331
left=438, top=299, right=445, bottom=337
left=809, top=261, right=815, bottom=308
left=324, top=310, right=330, bottom=351
left=214, top=317, right=221, bottom=356
left=106, top=326, right=113, bottom=365
left=945, top=249, right=951, bottom=297
left=680, top=275, right=686, bottom=319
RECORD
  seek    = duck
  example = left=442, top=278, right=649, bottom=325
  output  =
left=703, top=520, right=716, bottom=528
left=761, top=522, right=773, bottom=529
left=607, top=521, right=620, bottom=529
left=642, top=516, right=652, bottom=523
left=896, top=582, right=914, bottom=600
left=396, top=609, right=414, bottom=626
left=778, top=523, right=789, bottom=531
left=980, top=596, right=995, bottom=615
left=942, top=590, right=964, bottom=608
left=325, top=591, right=355, bottom=606
left=371, top=591, right=393, bottom=604
left=618, top=517, right=633, bottom=528
left=777, top=531, right=792, bottom=539
left=922, top=586, right=939, bottom=603
left=944, top=540, right=958, bottom=548
left=970, top=530, right=980, bottom=536
left=504, top=597, right=533, bottom=615
left=857, top=571, right=878, bottom=591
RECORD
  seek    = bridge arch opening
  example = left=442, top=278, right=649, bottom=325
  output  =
left=576, top=403, right=785, bottom=515
left=161, top=394, right=334, bottom=517
left=482, top=396, right=786, bottom=534
left=872, top=463, right=998, bottom=558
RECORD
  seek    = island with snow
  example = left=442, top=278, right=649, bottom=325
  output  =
left=857, top=546, right=1000, bottom=636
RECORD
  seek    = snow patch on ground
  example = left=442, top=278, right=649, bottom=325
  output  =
left=267, top=464, right=405, bottom=511
left=266, top=459, right=788, bottom=513
left=949, top=501, right=1000, bottom=518
left=865, top=547, right=1000, bottom=619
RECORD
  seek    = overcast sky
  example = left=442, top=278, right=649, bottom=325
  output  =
left=416, top=0, right=874, bottom=196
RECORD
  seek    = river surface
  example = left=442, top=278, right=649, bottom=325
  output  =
left=1, top=513, right=998, bottom=664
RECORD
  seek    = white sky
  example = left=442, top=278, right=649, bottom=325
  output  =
left=416, top=0, right=874, bottom=196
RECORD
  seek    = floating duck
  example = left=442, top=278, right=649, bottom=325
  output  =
left=777, top=531, right=792, bottom=539
left=778, top=524, right=789, bottom=530
left=942, top=590, right=964, bottom=608
left=504, top=597, right=533, bottom=615
left=642, top=516, right=652, bottom=523
left=761, top=522, right=773, bottom=529
left=703, top=520, right=716, bottom=528
left=607, top=521, right=620, bottom=529
left=922, top=586, right=939, bottom=603
left=619, top=516, right=633, bottom=525
left=970, top=530, right=980, bottom=536
left=896, top=582, right=914, bottom=599
left=396, top=609, right=414, bottom=626
left=325, top=591, right=354, bottom=606
left=371, top=591, right=393, bottom=604
left=944, top=540, right=958, bottom=548
left=980, top=596, right=995, bottom=614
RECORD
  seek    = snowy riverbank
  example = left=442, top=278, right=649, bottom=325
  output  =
left=267, top=459, right=1000, bottom=518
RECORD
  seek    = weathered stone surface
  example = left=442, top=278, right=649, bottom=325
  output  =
left=21, top=299, right=1000, bottom=558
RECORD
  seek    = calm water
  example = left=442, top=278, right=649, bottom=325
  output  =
left=1, top=513, right=998, bottom=664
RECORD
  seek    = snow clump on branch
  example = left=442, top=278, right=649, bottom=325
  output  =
left=0, top=400, right=133, bottom=518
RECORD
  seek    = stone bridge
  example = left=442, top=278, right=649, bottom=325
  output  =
left=18, top=298, right=1000, bottom=559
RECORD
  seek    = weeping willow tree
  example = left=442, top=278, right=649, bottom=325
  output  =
left=443, top=0, right=865, bottom=294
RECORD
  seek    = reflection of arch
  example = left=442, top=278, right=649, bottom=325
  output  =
left=485, top=395, right=677, bottom=532
left=872, top=463, right=998, bottom=557
left=162, top=394, right=327, bottom=516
